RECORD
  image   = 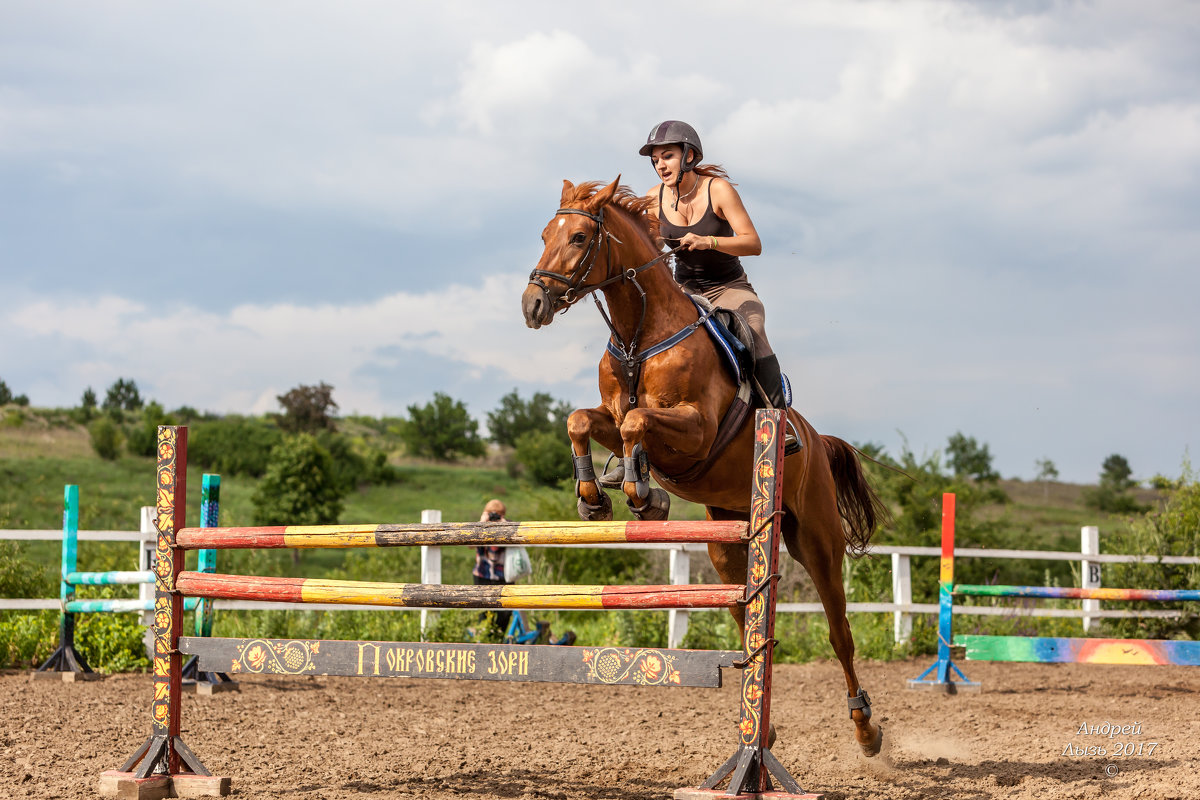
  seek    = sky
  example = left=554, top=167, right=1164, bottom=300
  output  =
left=1, top=0, right=1197, bottom=484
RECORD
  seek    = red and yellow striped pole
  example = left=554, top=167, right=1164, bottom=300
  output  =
left=176, top=572, right=744, bottom=610
left=176, top=519, right=748, bottom=549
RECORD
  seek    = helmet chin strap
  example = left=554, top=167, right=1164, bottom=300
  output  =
left=671, top=149, right=696, bottom=211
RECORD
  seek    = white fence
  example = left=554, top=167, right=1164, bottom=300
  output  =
left=4, top=517, right=1197, bottom=648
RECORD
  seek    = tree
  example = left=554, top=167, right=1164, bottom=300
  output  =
left=399, top=392, right=487, bottom=461
left=81, top=387, right=97, bottom=410
left=0, top=379, right=12, bottom=405
left=103, top=378, right=143, bottom=413
left=276, top=382, right=339, bottom=434
left=945, top=432, right=999, bottom=483
left=487, top=389, right=572, bottom=447
left=251, top=435, right=345, bottom=526
left=1083, top=453, right=1146, bottom=513
left=1035, top=457, right=1059, bottom=500
left=1100, top=454, right=1136, bottom=491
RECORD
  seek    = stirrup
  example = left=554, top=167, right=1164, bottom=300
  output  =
left=784, top=418, right=802, bottom=456
left=597, top=453, right=624, bottom=489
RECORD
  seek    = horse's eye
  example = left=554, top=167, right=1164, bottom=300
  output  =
left=571, top=232, right=587, bottom=246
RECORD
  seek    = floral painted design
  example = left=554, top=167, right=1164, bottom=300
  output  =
left=233, top=639, right=318, bottom=675
left=581, top=647, right=682, bottom=686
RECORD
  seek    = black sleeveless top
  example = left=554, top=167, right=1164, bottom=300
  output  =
left=658, top=181, right=746, bottom=289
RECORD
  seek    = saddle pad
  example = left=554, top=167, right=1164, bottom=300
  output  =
left=688, top=295, right=754, bottom=384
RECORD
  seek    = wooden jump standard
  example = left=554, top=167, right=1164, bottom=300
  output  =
left=102, top=411, right=816, bottom=799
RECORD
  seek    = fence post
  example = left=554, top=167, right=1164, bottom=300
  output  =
left=419, top=509, right=442, bottom=637
left=667, top=547, right=691, bottom=648
left=1081, top=526, right=1100, bottom=632
left=891, top=552, right=912, bottom=644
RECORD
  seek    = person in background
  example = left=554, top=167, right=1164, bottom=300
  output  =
left=473, top=499, right=511, bottom=634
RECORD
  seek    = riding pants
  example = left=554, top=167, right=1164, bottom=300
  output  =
left=680, top=276, right=773, bottom=358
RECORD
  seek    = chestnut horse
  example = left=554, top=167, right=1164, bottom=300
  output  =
left=521, top=177, right=885, bottom=756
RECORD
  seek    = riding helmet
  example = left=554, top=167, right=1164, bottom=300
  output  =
left=639, top=120, right=703, bottom=170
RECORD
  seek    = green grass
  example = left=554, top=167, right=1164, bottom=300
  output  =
left=0, top=413, right=1174, bottom=669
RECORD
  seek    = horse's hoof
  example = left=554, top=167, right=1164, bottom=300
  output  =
left=627, top=488, right=670, bottom=520
left=768, top=723, right=777, bottom=749
left=858, top=724, right=883, bottom=757
left=577, top=492, right=613, bottom=521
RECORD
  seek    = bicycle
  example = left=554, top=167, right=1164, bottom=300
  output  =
left=503, top=608, right=576, bottom=646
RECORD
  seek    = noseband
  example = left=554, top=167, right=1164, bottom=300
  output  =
left=526, top=207, right=610, bottom=309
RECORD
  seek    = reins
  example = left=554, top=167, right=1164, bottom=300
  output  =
left=527, top=206, right=685, bottom=406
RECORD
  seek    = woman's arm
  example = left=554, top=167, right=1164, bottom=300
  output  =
left=680, top=178, right=762, bottom=256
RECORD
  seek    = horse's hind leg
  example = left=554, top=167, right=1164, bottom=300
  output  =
left=783, top=509, right=883, bottom=756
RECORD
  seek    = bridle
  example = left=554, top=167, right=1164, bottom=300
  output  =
left=526, top=205, right=694, bottom=407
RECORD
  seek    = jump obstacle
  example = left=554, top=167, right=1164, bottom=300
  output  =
left=101, top=412, right=822, bottom=800
left=33, top=480, right=235, bottom=692
left=909, top=492, right=1200, bottom=692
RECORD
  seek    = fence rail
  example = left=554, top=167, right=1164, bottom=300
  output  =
left=4, top=523, right=1197, bottom=646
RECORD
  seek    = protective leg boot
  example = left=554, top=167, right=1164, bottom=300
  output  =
left=754, top=355, right=802, bottom=455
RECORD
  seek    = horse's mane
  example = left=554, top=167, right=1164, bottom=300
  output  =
left=566, top=181, right=660, bottom=243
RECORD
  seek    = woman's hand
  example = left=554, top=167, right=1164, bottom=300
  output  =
left=679, top=232, right=714, bottom=250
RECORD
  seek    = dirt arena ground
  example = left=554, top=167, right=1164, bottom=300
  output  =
left=1, top=657, right=1197, bottom=800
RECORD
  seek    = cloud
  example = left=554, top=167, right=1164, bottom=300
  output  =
left=1, top=0, right=1197, bottom=484
left=0, top=273, right=613, bottom=417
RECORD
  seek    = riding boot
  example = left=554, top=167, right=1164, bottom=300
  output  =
left=754, top=355, right=802, bottom=455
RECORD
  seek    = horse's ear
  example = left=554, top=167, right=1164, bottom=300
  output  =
left=587, top=176, right=621, bottom=212
left=560, top=179, right=576, bottom=205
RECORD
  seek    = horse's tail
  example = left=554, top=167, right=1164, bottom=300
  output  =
left=821, top=435, right=889, bottom=557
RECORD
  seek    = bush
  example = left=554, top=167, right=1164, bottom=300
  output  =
left=1102, top=466, right=1200, bottom=640
left=399, top=393, right=487, bottom=461
left=513, top=429, right=572, bottom=487
left=317, top=431, right=399, bottom=491
left=487, top=389, right=572, bottom=447
left=188, top=416, right=284, bottom=477
left=89, top=416, right=123, bottom=460
left=125, top=401, right=176, bottom=457
left=251, top=434, right=346, bottom=526
left=0, top=612, right=58, bottom=669
left=0, top=542, right=54, bottom=598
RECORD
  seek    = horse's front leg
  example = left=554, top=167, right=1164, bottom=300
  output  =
left=568, top=407, right=621, bottom=521
left=618, top=405, right=706, bottom=519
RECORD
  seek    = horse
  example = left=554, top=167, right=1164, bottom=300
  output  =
left=521, top=177, right=887, bottom=757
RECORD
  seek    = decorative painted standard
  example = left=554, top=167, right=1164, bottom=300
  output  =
left=104, top=414, right=797, bottom=800
left=101, top=427, right=230, bottom=799
left=907, top=493, right=979, bottom=692
left=684, top=411, right=818, bottom=799
left=910, top=492, right=1200, bottom=691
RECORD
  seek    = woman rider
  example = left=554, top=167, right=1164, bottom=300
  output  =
left=640, top=120, right=794, bottom=434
